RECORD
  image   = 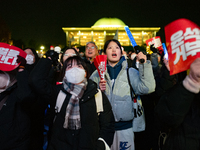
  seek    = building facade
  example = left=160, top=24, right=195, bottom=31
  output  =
left=62, top=18, right=160, bottom=49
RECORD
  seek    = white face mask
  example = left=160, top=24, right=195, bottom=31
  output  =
left=65, top=67, right=86, bottom=84
left=26, top=54, right=34, bottom=65
left=0, top=72, right=10, bottom=93
left=131, top=54, right=137, bottom=60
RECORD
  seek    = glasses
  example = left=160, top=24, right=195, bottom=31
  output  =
left=64, top=53, right=76, bottom=57
left=86, top=46, right=95, bottom=50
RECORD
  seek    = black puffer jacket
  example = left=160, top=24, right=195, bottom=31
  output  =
left=0, top=70, right=35, bottom=150
left=155, top=83, right=200, bottom=150
left=29, top=58, right=115, bottom=150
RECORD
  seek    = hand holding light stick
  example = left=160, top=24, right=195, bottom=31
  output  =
left=162, top=43, right=170, bottom=71
left=124, top=26, right=145, bottom=63
left=162, top=43, right=168, bottom=60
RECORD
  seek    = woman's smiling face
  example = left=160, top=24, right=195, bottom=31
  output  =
left=106, top=41, right=122, bottom=67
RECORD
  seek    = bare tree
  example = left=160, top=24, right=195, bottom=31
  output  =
left=0, top=16, right=12, bottom=44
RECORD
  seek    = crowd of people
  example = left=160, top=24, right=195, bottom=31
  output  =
left=0, top=39, right=200, bottom=150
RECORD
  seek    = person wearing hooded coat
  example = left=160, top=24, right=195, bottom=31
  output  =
left=29, top=54, right=115, bottom=150
left=23, top=47, right=47, bottom=150
left=90, top=39, right=156, bottom=150
left=154, top=58, right=200, bottom=150
left=0, top=56, right=36, bottom=150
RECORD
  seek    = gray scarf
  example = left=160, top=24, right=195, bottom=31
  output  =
left=62, top=78, right=87, bottom=130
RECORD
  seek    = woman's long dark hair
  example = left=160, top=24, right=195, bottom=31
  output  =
left=23, top=47, right=40, bottom=64
left=103, top=39, right=122, bottom=54
left=60, top=48, right=79, bottom=65
left=60, top=56, right=90, bottom=80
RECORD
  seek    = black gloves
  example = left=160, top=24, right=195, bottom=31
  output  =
left=45, top=50, right=59, bottom=66
left=133, top=46, right=146, bottom=63
left=17, top=55, right=27, bottom=69
left=150, top=44, right=158, bottom=53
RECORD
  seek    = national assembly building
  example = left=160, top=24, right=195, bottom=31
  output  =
left=62, top=17, right=160, bottom=49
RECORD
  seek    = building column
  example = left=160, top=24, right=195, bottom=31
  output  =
left=142, top=31, right=144, bottom=45
left=104, top=31, right=106, bottom=44
left=78, top=31, right=81, bottom=45
left=66, top=31, right=68, bottom=46
left=91, top=31, right=93, bottom=41
left=154, top=31, right=156, bottom=37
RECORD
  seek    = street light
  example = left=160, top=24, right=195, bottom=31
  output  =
left=40, top=46, right=45, bottom=50
left=39, top=46, right=45, bottom=58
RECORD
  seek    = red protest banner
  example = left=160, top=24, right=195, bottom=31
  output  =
left=165, top=18, right=200, bottom=75
left=0, top=43, right=27, bottom=71
left=146, top=36, right=163, bottom=51
left=93, top=55, right=107, bottom=80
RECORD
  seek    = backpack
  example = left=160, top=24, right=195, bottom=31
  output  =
left=51, top=90, right=110, bottom=150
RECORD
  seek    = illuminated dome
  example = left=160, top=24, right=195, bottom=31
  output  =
left=92, top=17, right=126, bottom=28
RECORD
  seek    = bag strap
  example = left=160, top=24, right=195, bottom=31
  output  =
left=95, top=89, right=104, bottom=115
left=127, top=68, right=136, bottom=99
left=0, top=84, right=17, bottom=111
left=0, top=95, right=9, bottom=111
left=55, top=90, right=67, bottom=113
left=55, top=89, right=103, bottom=115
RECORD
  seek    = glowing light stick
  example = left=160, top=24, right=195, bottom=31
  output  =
left=162, top=43, right=168, bottom=60
left=124, top=26, right=137, bottom=47
left=124, top=26, right=144, bottom=63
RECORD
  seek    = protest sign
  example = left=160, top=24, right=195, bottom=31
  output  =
left=146, top=36, right=163, bottom=51
left=93, top=55, right=107, bottom=80
left=0, top=43, right=27, bottom=71
left=165, top=18, right=200, bottom=75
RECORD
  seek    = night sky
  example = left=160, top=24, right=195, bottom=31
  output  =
left=1, top=0, right=200, bottom=48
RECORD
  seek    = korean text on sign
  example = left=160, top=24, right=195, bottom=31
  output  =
left=165, top=18, right=200, bottom=75
left=0, top=42, right=27, bottom=71
left=0, top=47, right=19, bottom=65
left=171, top=28, right=200, bottom=65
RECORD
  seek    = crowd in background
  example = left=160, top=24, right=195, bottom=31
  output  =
left=1, top=38, right=200, bottom=150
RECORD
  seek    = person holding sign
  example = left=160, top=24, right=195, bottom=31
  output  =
left=153, top=18, right=200, bottom=150
left=0, top=43, right=38, bottom=150
left=155, top=58, right=200, bottom=150
left=90, top=39, right=155, bottom=150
